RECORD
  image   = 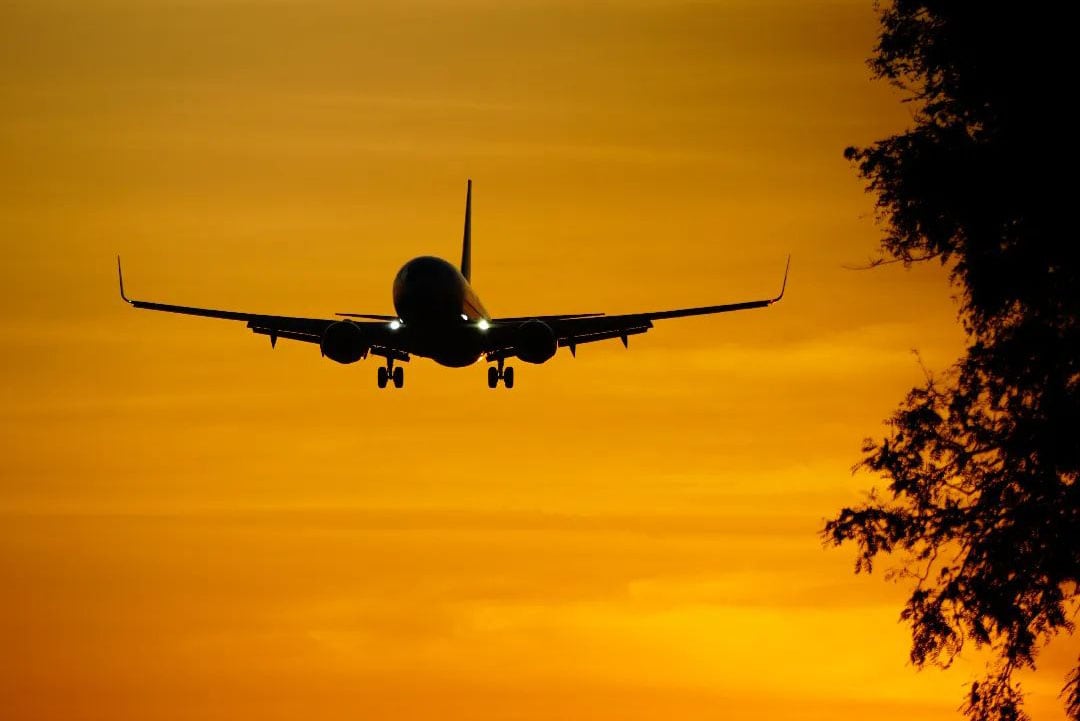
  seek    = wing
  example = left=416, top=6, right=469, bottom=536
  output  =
left=117, top=258, right=407, bottom=361
left=485, top=256, right=789, bottom=359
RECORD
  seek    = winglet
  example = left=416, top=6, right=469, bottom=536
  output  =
left=117, top=255, right=132, bottom=304
left=460, top=179, right=472, bottom=283
left=770, top=255, right=791, bottom=304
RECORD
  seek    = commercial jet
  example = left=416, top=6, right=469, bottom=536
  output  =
left=118, top=181, right=789, bottom=389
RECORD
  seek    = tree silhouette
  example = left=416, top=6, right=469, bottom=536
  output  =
left=823, top=3, right=1078, bottom=720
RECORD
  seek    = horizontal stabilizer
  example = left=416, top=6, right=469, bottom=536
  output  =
left=493, top=312, right=606, bottom=324
left=336, top=313, right=400, bottom=321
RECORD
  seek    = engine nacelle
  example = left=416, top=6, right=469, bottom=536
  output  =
left=320, top=321, right=369, bottom=364
left=515, top=320, right=557, bottom=364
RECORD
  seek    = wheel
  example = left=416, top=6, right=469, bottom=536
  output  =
left=487, top=366, right=499, bottom=389
left=377, top=366, right=388, bottom=388
left=504, top=366, right=515, bottom=389
left=392, top=366, right=404, bottom=388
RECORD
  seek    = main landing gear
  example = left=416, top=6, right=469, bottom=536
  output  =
left=377, top=359, right=404, bottom=389
left=487, top=359, right=514, bottom=389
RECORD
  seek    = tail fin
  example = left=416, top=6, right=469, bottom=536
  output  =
left=460, top=179, right=472, bottom=282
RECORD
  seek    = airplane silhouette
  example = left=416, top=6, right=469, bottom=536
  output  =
left=118, top=180, right=789, bottom=389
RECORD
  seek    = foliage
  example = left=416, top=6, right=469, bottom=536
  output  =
left=824, top=3, right=1078, bottom=719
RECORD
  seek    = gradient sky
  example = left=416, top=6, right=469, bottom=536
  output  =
left=0, top=1, right=1074, bottom=719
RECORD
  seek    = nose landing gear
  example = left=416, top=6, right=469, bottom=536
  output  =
left=377, top=359, right=404, bottom=389
left=487, top=358, right=515, bottom=389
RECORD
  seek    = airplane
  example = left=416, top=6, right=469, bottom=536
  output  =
left=118, top=180, right=789, bottom=389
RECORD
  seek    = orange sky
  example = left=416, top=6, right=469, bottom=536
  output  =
left=0, top=1, right=1074, bottom=719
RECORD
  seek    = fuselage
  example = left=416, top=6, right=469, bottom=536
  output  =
left=391, top=256, right=492, bottom=367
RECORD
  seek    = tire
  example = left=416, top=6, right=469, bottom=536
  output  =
left=392, top=366, right=404, bottom=388
left=504, top=366, right=515, bottom=389
left=377, top=366, right=388, bottom=388
left=487, top=366, right=499, bottom=389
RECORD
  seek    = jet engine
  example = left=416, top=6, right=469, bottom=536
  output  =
left=320, top=321, right=369, bottom=364
left=514, top=320, right=557, bottom=364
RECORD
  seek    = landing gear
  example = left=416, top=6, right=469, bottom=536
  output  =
left=377, top=359, right=404, bottom=389
left=487, top=359, right=515, bottom=389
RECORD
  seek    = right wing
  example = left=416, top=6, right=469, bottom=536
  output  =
left=484, top=256, right=789, bottom=359
left=117, top=258, right=407, bottom=360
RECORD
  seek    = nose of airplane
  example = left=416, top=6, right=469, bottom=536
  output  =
left=395, top=256, right=455, bottom=292
left=393, top=256, right=464, bottom=324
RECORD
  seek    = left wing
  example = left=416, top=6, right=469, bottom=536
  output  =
left=485, top=256, right=789, bottom=359
left=117, top=258, right=407, bottom=360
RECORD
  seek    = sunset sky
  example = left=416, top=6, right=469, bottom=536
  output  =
left=0, top=1, right=1074, bottom=719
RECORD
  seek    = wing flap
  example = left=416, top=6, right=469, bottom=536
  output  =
left=559, top=325, right=651, bottom=347
left=248, top=326, right=322, bottom=345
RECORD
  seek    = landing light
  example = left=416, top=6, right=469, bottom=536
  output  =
left=477, top=319, right=490, bottom=331
left=461, top=314, right=468, bottom=321
left=389, top=319, right=402, bottom=330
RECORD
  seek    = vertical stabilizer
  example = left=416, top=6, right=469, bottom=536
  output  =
left=461, top=179, right=472, bottom=282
